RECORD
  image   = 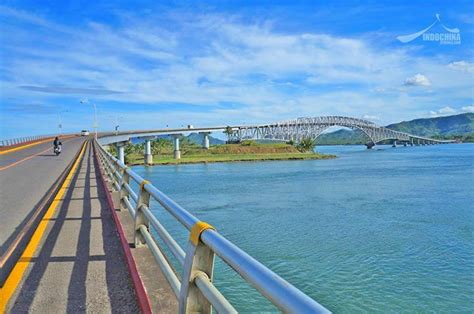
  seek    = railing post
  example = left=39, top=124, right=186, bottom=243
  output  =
left=179, top=221, right=216, bottom=314
left=119, top=167, right=130, bottom=211
left=101, top=149, right=113, bottom=182
left=134, top=180, right=151, bottom=247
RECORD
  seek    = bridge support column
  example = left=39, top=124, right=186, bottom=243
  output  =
left=116, top=141, right=128, bottom=164
left=403, top=142, right=407, bottom=147
left=173, top=134, right=181, bottom=159
left=144, top=138, right=153, bottom=165
left=366, top=142, right=375, bottom=149
left=200, top=132, right=210, bottom=149
left=392, top=140, right=397, bottom=148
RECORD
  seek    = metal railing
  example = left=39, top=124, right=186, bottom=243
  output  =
left=1, top=134, right=55, bottom=147
left=94, top=139, right=329, bottom=313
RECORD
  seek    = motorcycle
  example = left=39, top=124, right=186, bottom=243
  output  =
left=54, top=145, right=62, bottom=156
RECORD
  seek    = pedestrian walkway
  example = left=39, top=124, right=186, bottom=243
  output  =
left=4, top=141, right=139, bottom=312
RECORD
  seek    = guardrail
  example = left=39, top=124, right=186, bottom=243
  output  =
left=1, top=135, right=54, bottom=147
left=94, top=139, right=329, bottom=313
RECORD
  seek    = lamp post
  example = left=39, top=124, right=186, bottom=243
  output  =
left=114, top=115, right=122, bottom=135
left=58, top=113, right=62, bottom=136
left=80, top=100, right=98, bottom=139
left=58, top=110, right=68, bottom=136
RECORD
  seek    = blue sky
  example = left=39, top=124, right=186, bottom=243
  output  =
left=1, top=0, right=473, bottom=138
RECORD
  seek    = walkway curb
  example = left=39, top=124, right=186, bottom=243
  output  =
left=92, top=143, right=152, bottom=314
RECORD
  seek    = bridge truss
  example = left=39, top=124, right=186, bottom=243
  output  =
left=228, top=116, right=452, bottom=147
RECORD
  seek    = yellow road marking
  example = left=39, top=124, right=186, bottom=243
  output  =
left=0, top=141, right=88, bottom=312
left=0, top=135, right=75, bottom=155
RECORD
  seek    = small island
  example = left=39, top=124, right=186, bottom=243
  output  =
left=112, top=137, right=335, bottom=166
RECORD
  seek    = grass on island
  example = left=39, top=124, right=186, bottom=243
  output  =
left=109, top=138, right=335, bottom=166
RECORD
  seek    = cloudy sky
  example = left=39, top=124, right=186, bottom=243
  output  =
left=0, top=0, right=473, bottom=138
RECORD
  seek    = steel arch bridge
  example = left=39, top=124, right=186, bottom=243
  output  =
left=228, top=116, right=454, bottom=147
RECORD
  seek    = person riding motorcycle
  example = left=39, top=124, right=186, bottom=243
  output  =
left=53, top=137, right=62, bottom=155
left=53, top=137, right=62, bottom=148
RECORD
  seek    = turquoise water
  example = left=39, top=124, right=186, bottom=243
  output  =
left=133, top=144, right=474, bottom=312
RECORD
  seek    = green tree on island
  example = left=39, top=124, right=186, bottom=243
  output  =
left=223, top=126, right=234, bottom=141
left=297, top=137, right=317, bottom=152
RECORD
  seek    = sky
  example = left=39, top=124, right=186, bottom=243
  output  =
left=0, top=0, right=473, bottom=139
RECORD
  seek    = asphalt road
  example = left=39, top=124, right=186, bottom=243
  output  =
left=7, top=142, right=138, bottom=312
left=0, top=136, right=87, bottom=255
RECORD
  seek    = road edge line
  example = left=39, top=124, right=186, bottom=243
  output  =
left=92, top=142, right=152, bottom=314
left=0, top=140, right=87, bottom=312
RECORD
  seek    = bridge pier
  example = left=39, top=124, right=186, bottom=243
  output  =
left=173, top=134, right=181, bottom=159
left=143, top=137, right=154, bottom=165
left=392, top=140, right=397, bottom=148
left=366, top=142, right=375, bottom=149
left=200, top=132, right=210, bottom=149
left=116, top=141, right=128, bottom=164
left=403, top=142, right=407, bottom=147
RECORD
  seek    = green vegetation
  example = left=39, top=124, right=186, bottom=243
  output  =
left=112, top=138, right=335, bottom=165
left=223, top=126, right=233, bottom=141
left=316, top=129, right=366, bottom=145
left=430, top=133, right=474, bottom=143
left=386, top=113, right=474, bottom=136
left=296, top=137, right=317, bottom=152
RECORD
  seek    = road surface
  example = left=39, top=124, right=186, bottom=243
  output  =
left=0, top=136, right=86, bottom=255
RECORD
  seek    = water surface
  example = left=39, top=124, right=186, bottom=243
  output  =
left=133, top=144, right=474, bottom=312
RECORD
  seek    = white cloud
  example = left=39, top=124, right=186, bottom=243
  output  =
left=461, top=105, right=474, bottom=112
left=429, top=105, right=473, bottom=117
left=0, top=6, right=472, bottom=132
left=404, top=74, right=431, bottom=87
left=438, top=106, right=456, bottom=114
left=362, top=114, right=381, bottom=121
left=447, top=61, right=474, bottom=73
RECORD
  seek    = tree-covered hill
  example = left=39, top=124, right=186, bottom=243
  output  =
left=386, top=113, right=474, bottom=136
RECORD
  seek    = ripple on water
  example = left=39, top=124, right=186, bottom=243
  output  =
left=134, top=144, right=474, bottom=312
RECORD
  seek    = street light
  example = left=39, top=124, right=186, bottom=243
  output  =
left=109, top=114, right=122, bottom=135
left=80, top=99, right=97, bottom=139
left=115, top=115, right=123, bottom=135
left=58, top=113, right=62, bottom=136
left=58, top=110, right=68, bottom=136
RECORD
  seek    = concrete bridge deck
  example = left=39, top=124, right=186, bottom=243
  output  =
left=0, top=140, right=143, bottom=312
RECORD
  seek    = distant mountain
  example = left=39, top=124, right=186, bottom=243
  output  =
left=386, top=113, right=474, bottom=136
left=316, top=129, right=365, bottom=145
left=186, top=133, right=225, bottom=145
left=316, top=113, right=474, bottom=145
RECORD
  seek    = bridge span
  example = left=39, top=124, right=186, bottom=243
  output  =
left=227, top=116, right=455, bottom=148
left=96, top=115, right=454, bottom=165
